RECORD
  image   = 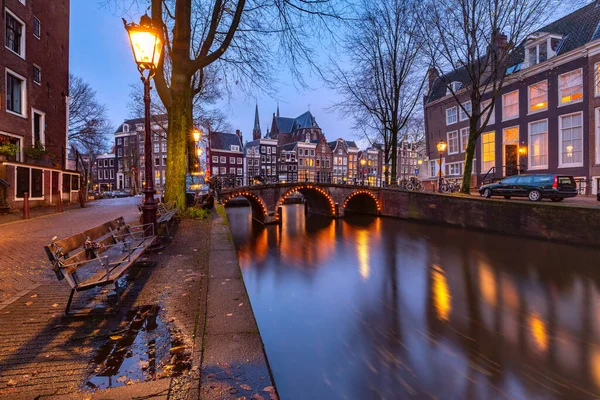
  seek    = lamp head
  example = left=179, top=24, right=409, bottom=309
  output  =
left=436, top=140, right=447, bottom=153
left=124, top=14, right=162, bottom=75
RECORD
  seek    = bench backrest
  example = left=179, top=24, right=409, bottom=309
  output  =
left=44, top=217, right=129, bottom=280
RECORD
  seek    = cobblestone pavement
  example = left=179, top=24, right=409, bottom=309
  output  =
left=0, top=217, right=211, bottom=399
left=0, top=197, right=141, bottom=303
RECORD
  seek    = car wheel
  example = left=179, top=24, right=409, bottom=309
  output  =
left=528, top=190, right=542, bottom=201
left=483, top=188, right=492, bottom=198
left=504, top=196, right=511, bottom=199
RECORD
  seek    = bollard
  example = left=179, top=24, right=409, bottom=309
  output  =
left=57, top=190, right=63, bottom=213
left=23, top=192, right=30, bottom=219
left=78, top=189, right=85, bottom=208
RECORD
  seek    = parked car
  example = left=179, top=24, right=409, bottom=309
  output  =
left=478, top=174, right=577, bottom=202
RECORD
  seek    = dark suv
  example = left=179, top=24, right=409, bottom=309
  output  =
left=479, top=174, right=577, bottom=202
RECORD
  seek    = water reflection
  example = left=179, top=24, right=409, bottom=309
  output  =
left=227, top=204, right=600, bottom=400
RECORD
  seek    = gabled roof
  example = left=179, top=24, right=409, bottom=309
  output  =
left=244, top=139, right=260, bottom=155
left=346, top=141, right=358, bottom=149
left=292, top=111, right=319, bottom=131
left=210, top=132, right=243, bottom=151
left=279, top=142, right=298, bottom=152
left=115, top=114, right=168, bottom=133
left=426, top=2, right=600, bottom=104
left=273, top=117, right=296, bottom=134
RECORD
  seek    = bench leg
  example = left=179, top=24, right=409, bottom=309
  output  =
left=65, top=289, right=75, bottom=315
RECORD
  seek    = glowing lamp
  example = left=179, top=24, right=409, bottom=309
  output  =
left=436, top=140, right=447, bottom=154
left=124, top=14, right=162, bottom=73
left=193, top=129, right=201, bottom=142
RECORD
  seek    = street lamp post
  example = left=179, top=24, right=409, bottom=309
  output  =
left=360, top=158, right=366, bottom=185
left=124, top=14, right=162, bottom=237
left=436, top=140, right=447, bottom=193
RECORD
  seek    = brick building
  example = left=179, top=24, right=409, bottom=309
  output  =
left=278, top=143, right=298, bottom=183
left=0, top=0, right=74, bottom=208
left=114, top=115, right=167, bottom=193
left=268, top=107, right=325, bottom=146
left=425, top=2, right=600, bottom=194
left=244, top=138, right=278, bottom=184
left=208, top=131, right=244, bottom=183
left=314, top=136, right=332, bottom=183
left=358, top=145, right=383, bottom=186
left=95, top=152, right=116, bottom=192
left=396, top=140, right=422, bottom=181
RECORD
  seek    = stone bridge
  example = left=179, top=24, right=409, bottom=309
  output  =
left=221, top=183, right=383, bottom=224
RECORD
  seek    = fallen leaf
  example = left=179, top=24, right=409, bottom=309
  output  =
left=170, top=345, right=186, bottom=354
left=238, top=303, right=244, bottom=307
left=110, top=335, right=123, bottom=341
left=52, top=303, right=58, bottom=308
left=226, top=313, right=233, bottom=317
left=240, top=384, right=252, bottom=390
left=263, top=386, right=274, bottom=392
left=6, top=379, right=17, bottom=386
left=25, top=301, right=33, bottom=306
left=30, top=294, right=38, bottom=298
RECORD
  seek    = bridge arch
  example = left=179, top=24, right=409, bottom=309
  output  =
left=275, top=184, right=337, bottom=219
left=223, top=191, right=269, bottom=223
left=343, top=190, right=380, bottom=215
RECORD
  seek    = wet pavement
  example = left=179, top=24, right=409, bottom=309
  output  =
left=227, top=204, right=600, bottom=400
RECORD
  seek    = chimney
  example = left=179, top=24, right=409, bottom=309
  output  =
left=490, top=30, right=508, bottom=62
left=236, top=129, right=243, bottom=144
left=427, top=67, right=439, bottom=91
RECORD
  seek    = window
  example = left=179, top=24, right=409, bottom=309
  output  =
left=446, top=107, right=457, bottom=125
left=32, top=65, right=41, bottom=85
left=161, top=143, right=167, bottom=152
left=596, top=108, right=600, bottom=165
left=261, top=146, right=266, bottom=154
left=32, top=110, right=45, bottom=145
left=528, top=120, right=548, bottom=169
left=298, top=149, right=304, bottom=156
left=237, top=157, right=242, bottom=164
left=153, top=143, right=159, bottom=152
left=211, top=155, right=218, bottom=163
left=447, top=162, right=463, bottom=176
left=229, top=157, right=234, bottom=164
left=162, top=155, right=167, bottom=166
left=481, top=99, right=495, bottom=125
left=33, top=16, right=41, bottom=39
left=237, top=168, right=243, bottom=175
left=267, top=147, right=271, bottom=154
left=220, top=167, right=226, bottom=174
left=527, top=42, right=547, bottom=66
left=429, top=161, right=437, bottom=177
left=5, top=10, right=25, bottom=57
left=460, top=101, right=471, bottom=121
left=117, top=148, right=122, bottom=157
left=229, top=167, right=236, bottom=174
left=460, top=128, right=469, bottom=153
left=310, top=150, right=315, bottom=156
left=447, top=131, right=459, bottom=155
left=220, top=156, right=226, bottom=163
left=528, top=81, right=547, bottom=113
left=559, top=69, right=583, bottom=106
left=6, top=70, right=26, bottom=115
left=117, top=138, right=123, bottom=145
left=123, top=124, right=130, bottom=133
left=559, top=113, right=583, bottom=167
left=124, top=137, right=129, bottom=146
left=502, top=91, right=519, bottom=120
left=110, top=170, right=114, bottom=179
left=110, top=159, right=114, bottom=167
left=481, top=131, right=495, bottom=173
left=16, top=167, right=43, bottom=199
left=595, top=63, right=600, bottom=97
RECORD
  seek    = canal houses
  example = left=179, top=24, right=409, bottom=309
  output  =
left=244, top=137, right=278, bottom=184
left=424, top=2, right=600, bottom=194
left=208, top=130, right=245, bottom=184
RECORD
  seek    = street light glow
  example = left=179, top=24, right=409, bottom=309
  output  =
left=124, top=15, right=162, bottom=73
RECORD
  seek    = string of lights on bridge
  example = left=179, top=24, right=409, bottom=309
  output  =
left=342, top=190, right=381, bottom=212
left=223, top=191, right=268, bottom=217
left=278, top=185, right=337, bottom=216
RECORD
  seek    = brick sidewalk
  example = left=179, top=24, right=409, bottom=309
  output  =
left=0, top=217, right=211, bottom=399
left=0, top=197, right=141, bottom=303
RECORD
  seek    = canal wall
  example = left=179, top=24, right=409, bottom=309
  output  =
left=379, top=191, right=600, bottom=247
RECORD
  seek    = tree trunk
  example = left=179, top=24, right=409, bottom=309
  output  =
left=460, top=118, right=479, bottom=194
left=390, top=129, right=398, bottom=185
left=165, top=88, right=193, bottom=211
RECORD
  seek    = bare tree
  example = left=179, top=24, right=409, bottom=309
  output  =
left=420, top=0, right=585, bottom=193
left=105, top=0, right=345, bottom=209
left=68, top=74, right=113, bottom=154
left=328, top=0, right=426, bottom=185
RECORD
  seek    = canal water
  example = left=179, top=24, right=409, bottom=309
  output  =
left=226, top=204, right=600, bottom=400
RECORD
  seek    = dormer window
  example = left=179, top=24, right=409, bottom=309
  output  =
left=123, top=124, right=129, bottom=133
left=230, top=145, right=240, bottom=151
left=525, top=34, right=562, bottom=67
left=446, top=81, right=462, bottom=95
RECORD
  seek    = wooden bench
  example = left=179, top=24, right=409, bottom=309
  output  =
left=44, top=217, right=156, bottom=315
left=157, top=202, right=178, bottom=236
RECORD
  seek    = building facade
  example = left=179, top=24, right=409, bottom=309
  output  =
left=396, top=141, right=422, bottom=181
left=278, top=143, right=299, bottom=183
left=314, top=136, right=332, bottom=183
left=0, top=0, right=74, bottom=208
left=425, top=3, right=600, bottom=194
left=95, top=152, right=116, bottom=192
left=244, top=137, right=278, bottom=184
left=208, top=131, right=244, bottom=183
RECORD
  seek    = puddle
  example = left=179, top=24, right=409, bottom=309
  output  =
left=86, top=305, right=192, bottom=390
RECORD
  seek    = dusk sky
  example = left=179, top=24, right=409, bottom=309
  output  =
left=69, top=2, right=357, bottom=144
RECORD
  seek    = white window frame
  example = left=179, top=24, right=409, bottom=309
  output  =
left=481, top=131, right=495, bottom=173
left=212, top=155, right=218, bottom=163
left=5, top=8, right=26, bottom=59
left=5, top=68, right=27, bottom=118
left=32, top=64, right=41, bottom=85
left=460, top=101, right=471, bottom=121
left=481, top=99, right=495, bottom=126
left=33, top=16, right=41, bottom=39
left=447, top=131, right=459, bottom=155
left=558, top=68, right=583, bottom=107
left=14, top=167, right=44, bottom=201
left=31, top=109, right=46, bottom=146
left=460, top=128, right=469, bottom=153
left=595, top=63, right=600, bottom=98
left=447, top=161, right=463, bottom=176
left=528, top=80, right=548, bottom=114
left=446, top=106, right=457, bottom=125
left=502, top=90, right=519, bottom=121
left=220, top=156, right=226, bottom=163
left=558, top=112, right=584, bottom=168
left=596, top=108, right=600, bottom=165
left=528, top=119, right=548, bottom=170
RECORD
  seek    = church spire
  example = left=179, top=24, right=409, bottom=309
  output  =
left=253, top=103, right=261, bottom=140
left=276, top=101, right=280, bottom=117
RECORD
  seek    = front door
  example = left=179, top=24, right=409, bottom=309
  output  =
left=505, top=145, right=518, bottom=176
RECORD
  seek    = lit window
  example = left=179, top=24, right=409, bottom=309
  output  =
left=460, top=101, right=471, bottom=121
left=481, top=131, right=495, bottom=173
left=446, top=107, right=457, bottom=125
left=559, top=69, right=583, bottom=105
left=528, top=120, right=548, bottom=169
left=529, top=81, right=547, bottom=113
left=447, top=131, right=459, bottom=155
left=503, top=91, right=519, bottom=120
left=559, top=113, right=583, bottom=167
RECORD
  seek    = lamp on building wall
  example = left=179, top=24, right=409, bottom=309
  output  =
left=124, top=14, right=162, bottom=237
left=436, top=140, right=447, bottom=193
